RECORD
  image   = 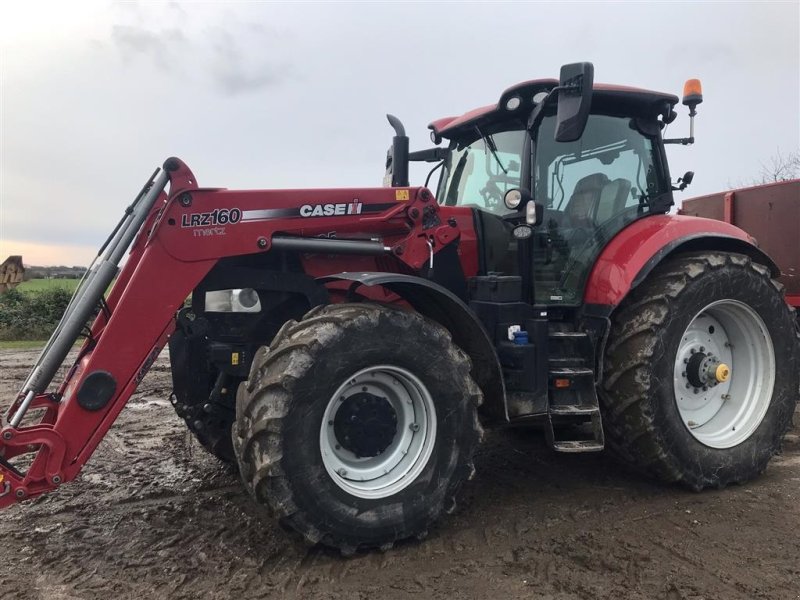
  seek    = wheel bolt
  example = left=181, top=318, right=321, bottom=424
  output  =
left=409, top=423, right=420, bottom=432
left=693, top=388, right=699, bottom=394
left=690, top=348, right=696, bottom=354
left=686, top=383, right=691, bottom=389
left=328, top=420, right=333, bottom=426
left=683, top=358, right=689, bottom=364
left=337, top=468, right=347, bottom=476
left=699, top=346, right=705, bottom=352
left=681, top=371, right=686, bottom=377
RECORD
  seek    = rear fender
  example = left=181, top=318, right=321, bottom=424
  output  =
left=320, top=272, right=507, bottom=422
left=584, top=214, right=779, bottom=312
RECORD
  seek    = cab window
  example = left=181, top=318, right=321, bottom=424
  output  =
left=533, top=114, right=666, bottom=305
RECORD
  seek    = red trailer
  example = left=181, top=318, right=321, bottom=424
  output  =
left=679, top=179, right=800, bottom=309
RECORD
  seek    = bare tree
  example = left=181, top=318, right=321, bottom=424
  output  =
left=755, top=148, right=800, bottom=184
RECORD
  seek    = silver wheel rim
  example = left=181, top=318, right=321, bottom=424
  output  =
left=673, top=299, right=775, bottom=448
left=319, top=365, right=437, bottom=499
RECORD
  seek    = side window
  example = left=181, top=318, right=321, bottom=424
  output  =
left=547, top=148, right=642, bottom=226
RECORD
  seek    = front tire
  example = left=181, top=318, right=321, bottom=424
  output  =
left=233, top=303, right=483, bottom=552
left=601, top=252, right=799, bottom=490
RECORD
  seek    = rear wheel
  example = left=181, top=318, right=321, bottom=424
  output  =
left=601, top=252, right=799, bottom=490
left=233, top=303, right=483, bottom=552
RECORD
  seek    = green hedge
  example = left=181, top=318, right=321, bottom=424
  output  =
left=0, top=287, right=73, bottom=341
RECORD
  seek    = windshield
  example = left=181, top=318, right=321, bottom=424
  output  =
left=439, top=129, right=526, bottom=214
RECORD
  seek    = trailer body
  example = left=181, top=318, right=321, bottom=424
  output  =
left=679, top=180, right=800, bottom=307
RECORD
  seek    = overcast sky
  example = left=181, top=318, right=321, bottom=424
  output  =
left=1, top=1, right=798, bottom=266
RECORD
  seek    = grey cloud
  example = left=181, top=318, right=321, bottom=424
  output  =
left=108, top=12, right=292, bottom=95
left=111, top=25, right=187, bottom=73
left=208, top=28, right=292, bottom=95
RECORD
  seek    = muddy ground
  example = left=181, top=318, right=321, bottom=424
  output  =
left=1, top=348, right=798, bottom=600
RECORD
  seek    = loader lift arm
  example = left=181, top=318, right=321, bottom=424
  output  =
left=0, top=157, right=453, bottom=507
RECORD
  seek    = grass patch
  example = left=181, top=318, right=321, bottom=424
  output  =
left=17, top=278, right=81, bottom=294
left=0, top=340, right=46, bottom=350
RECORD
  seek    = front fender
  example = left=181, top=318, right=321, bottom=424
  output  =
left=584, top=214, right=779, bottom=310
left=319, top=272, right=507, bottom=422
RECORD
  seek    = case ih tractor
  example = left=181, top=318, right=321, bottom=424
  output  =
left=1, top=63, right=797, bottom=554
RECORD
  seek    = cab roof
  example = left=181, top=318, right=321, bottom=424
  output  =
left=429, top=78, right=679, bottom=140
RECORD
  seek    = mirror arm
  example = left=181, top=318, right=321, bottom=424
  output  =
left=408, top=147, right=451, bottom=162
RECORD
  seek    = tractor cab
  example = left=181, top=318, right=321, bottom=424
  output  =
left=428, top=68, right=679, bottom=307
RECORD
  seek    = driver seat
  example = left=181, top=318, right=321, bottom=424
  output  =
left=564, top=173, right=609, bottom=226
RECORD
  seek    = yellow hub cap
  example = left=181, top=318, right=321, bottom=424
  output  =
left=715, top=363, right=731, bottom=383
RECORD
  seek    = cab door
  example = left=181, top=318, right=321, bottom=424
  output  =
left=532, top=113, right=670, bottom=305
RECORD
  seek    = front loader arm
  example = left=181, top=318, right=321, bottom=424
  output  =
left=0, top=157, right=460, bottom=508
left=0, top=159, right=217, bottom=506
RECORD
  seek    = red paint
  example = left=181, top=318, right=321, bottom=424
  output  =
left=584, top=214, right=755, bottom=306
left=786, top=294, right=800, bottom=308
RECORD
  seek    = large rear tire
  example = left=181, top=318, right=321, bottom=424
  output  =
left=601, top=252, right=799, bottom=490
left=233, top=303, right=483, bottom=552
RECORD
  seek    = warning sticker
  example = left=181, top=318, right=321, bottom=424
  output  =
left=395, top=189, right=410, bottom=201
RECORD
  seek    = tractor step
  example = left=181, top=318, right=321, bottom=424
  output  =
left=549, top=404, right=599, bottom=416
left=545, top=330, right=605, bottom=452
left=548, top=331, right=593, bottom=370
left=552, top=440, right=605, bottom=453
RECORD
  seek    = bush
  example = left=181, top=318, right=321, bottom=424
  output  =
left=0, top=287, right=73, bottom=341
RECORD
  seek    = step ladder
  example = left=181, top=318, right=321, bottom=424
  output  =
left=545, top=331, right=605, bottom=452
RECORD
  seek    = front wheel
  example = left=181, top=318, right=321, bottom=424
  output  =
left=601, top=252, right=799, bottom=490
left=233, top=303, right=483, bottom=553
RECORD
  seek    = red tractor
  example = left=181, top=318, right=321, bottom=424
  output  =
left=2, top=63, right=797, bottom=554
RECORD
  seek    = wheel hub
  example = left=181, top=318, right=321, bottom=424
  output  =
left=333, top=392, right=397, bottom=458
left=685, top=349, right=725, bottom=388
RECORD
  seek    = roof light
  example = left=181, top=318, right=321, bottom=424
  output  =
left=533, top=91, right=548, bottom=104
left=505, top=95, right=521, bottom=111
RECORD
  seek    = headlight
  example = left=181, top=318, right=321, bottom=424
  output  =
left=504, top=189, right=523, bottom=210
left=205, top=288, right=262, bottom=313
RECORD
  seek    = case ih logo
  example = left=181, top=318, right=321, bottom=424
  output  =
left=181, top=208, right=242, bottom=227
left=299, top=200, right=362, bottom=218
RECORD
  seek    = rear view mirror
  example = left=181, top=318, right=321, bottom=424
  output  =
left=554, top=62, right=594, bottom=143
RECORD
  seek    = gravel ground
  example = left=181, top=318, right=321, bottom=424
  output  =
left=1, top=347, right=798, bottom=600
